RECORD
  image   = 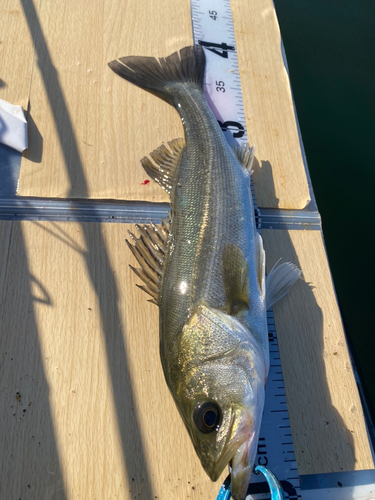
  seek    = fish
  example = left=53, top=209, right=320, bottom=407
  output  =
left=108, top=46, right=300, bottom=500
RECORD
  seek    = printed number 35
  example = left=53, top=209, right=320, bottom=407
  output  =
left=216, top=81, right=225, bottom=92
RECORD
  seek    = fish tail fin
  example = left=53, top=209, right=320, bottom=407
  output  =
left=108, top=45, right=205, bottom=105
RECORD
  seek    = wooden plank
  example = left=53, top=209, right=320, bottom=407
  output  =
left=17, top=0, right=191, bottom=200
left=17, top=0, right=310, bottom=209
left=232, top=0, right=310, bottom=209
left=0, top=221, right=226, bottom=499
left=0, top=0, right=35, bottom=109
left=262, top=229, right=374, bottom=475
left=2, top=222, right=373, bottom=498
left=0, top=221, right=12, bottom=306
left=3, top=0, right=371, bottom=493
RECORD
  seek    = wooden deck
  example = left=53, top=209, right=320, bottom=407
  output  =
left=0, top=0, right=373, bottom=498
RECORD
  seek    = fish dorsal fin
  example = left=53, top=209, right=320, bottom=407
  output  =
left=222, top=243, right=250, bottom=315
left=140, top=138, right=185, bottom=194
left=266, top=261, right=301, bottom=310
left=231, top=143, right=255, bottom=173
left=126, top=219, right=170, bottom=305
left=256, top=232, right=266, bottom=296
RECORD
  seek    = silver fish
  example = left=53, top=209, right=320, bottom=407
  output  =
left=109, top=46, right=300, bottom=500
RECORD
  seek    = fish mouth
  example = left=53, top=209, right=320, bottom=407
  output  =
left=205, top=416, right=254, bottom=483
left=204, top=421, right=258, bottom=500
left=229, top=429, right=257, bottom=500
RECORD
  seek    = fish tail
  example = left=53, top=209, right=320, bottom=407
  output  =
left=108, top=45, right=205, bottom=105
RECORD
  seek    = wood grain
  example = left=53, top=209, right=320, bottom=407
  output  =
left=0, top=221, right=226, bottom=499
left=0, top=221, right=12, bottom=307
left=232, top=0, right=310, bottom=208
left=262, top=229, right=374, bottom=475
left=0, top=0, right=35, bottom=109
left=17, top=0, right=191, bottom=200
left=1, top=222, right=373, bottom=498
left=16, top=0, right=310, bottom=209
left=2, top=0, right=372, bottom=496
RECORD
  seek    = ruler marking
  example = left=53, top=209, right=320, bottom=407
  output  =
left=191, top=0, right=300, bottom=495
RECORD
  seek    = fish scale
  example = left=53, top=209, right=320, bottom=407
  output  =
left=190, top=1, right=301, bottom=498
left=108, top=39, right=300, bottom=497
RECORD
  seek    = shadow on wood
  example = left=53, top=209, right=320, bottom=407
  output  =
left=0, top=143, right=22, bottom=197
left=0, top=222, right=67, bottom=499
left=17, top=1, right=156, bottom=497
left=23, top=106, right=43, bottom=164
left=254, top=157, right=356, bottom=474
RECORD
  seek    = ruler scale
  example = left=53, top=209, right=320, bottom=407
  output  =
left=191, top=2, right=301, bottom=499
left=0, top=2, right=373, bottom=498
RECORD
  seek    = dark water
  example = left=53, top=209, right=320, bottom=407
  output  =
left=272, top=0, right=375, bottom=427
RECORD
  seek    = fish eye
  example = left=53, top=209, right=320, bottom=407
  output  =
left=193, top=402, right=221, bottom=433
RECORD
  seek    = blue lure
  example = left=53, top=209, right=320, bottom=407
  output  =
left=216, top=466, right=285, bottom=500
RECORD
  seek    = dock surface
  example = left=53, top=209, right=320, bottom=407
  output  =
left=0, top=0, right=373, bottom=498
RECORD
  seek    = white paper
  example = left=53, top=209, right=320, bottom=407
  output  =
left=0, top=98, right=28, bottom=153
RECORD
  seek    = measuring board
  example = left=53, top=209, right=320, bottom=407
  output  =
left=191, top=1, right=300, bottom=498
left=1, top=1, right=373, bottom=498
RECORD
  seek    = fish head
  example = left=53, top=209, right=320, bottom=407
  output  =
left=171, top=303, right=266, bottom=500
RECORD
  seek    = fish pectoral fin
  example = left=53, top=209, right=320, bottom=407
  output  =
left=231, top=143, right=255, bottom=174
left=266, top=261, right=301, bottom=310
left=140, top=138, right=185, bottom=194
left=222, top=243, right=250, bottom=316
left=127, top=220, right=171, bottom=305
left=256, top=232, right=266, bottom=296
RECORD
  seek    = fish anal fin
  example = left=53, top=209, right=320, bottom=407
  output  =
left=140, top=138, right=185, bottom=194
left=266, top=261, right=301, bottom=310
left=231, top=143, right=255, bottom=173
left=136, top=284, right=158, bottom=301
left=127, top=221, right=171, bottom=305
left=222, top=243, right=250, bottom=316
left=129, top=265, right=159, bottom=290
